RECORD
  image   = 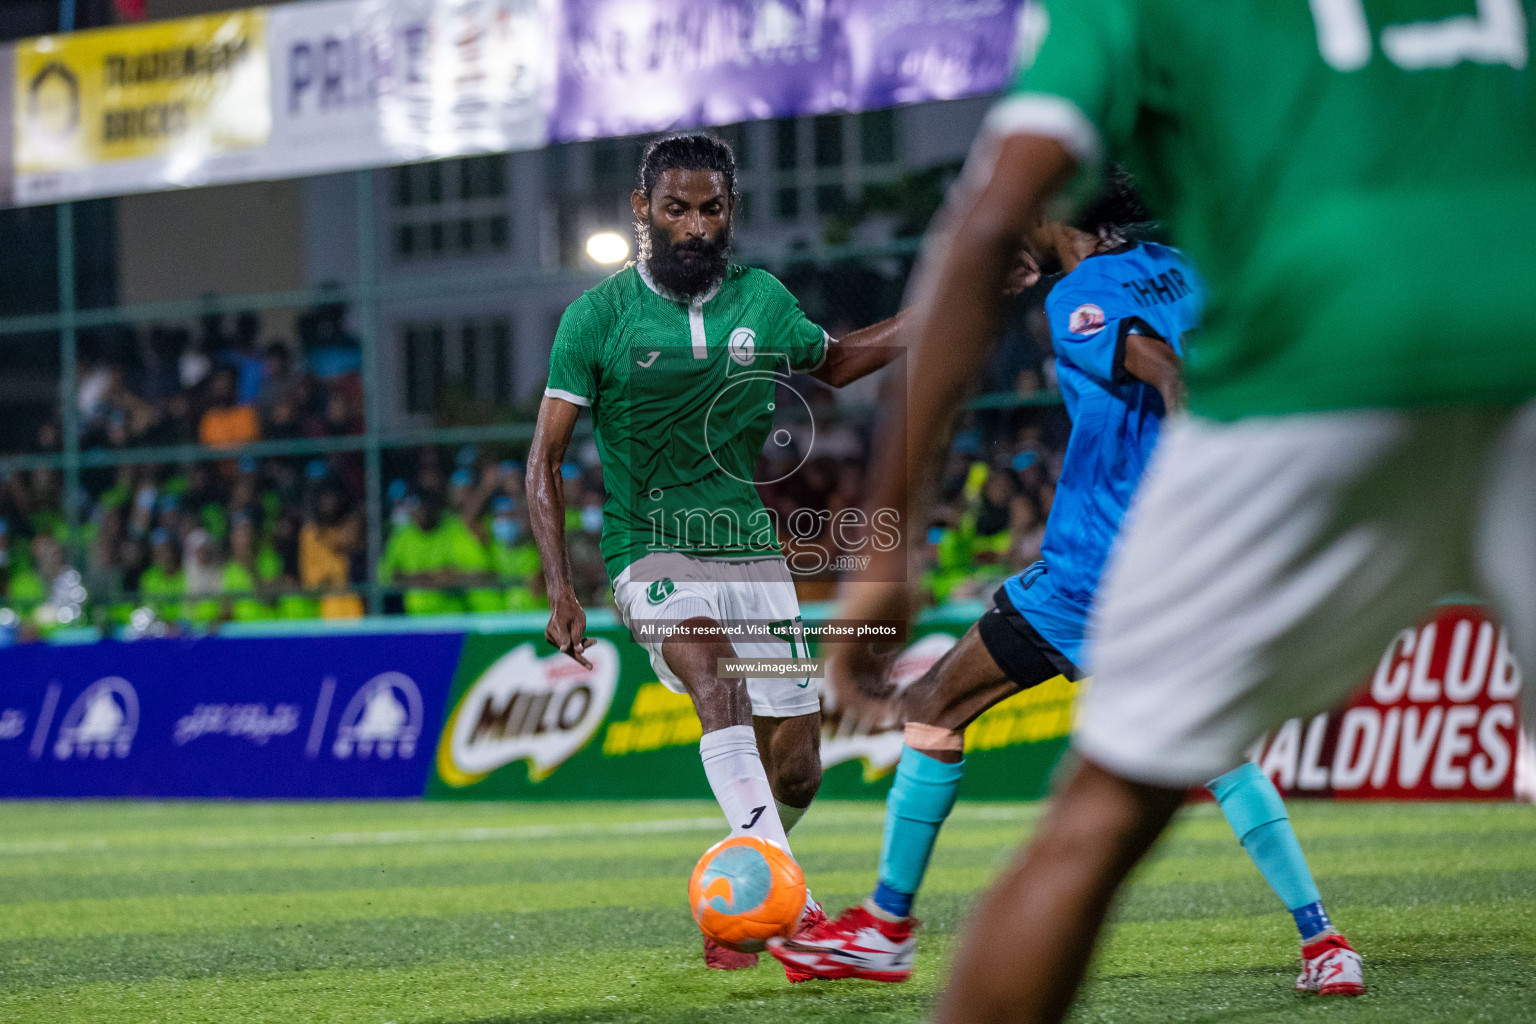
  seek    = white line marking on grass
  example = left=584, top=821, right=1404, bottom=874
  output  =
left=0, top=803, right=1043, bottom=857
left=0, top=815, right=732, bottom=856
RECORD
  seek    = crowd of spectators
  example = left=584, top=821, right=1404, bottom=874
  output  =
left=0, top=404, right=1064, bottom=641
left=0, top=290, right=1067, bottom=640
left=51, top=303, right=365, bottom=458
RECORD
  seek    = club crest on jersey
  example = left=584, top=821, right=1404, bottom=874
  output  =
left=728, top=327, right=757, bottom=366
left=1069, top=304, right=1106, bottom=335
left=647, top=578, right=675, bottom=604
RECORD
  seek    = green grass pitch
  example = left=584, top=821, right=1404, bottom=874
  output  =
left=1, top=799, right=1532, bottom=1023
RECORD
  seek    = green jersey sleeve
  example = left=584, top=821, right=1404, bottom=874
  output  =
left=986, top=0, right=1140, bottom=187
left=545, top=292, right=610, bottom=408
left=759, top=271, right=831, bottom=372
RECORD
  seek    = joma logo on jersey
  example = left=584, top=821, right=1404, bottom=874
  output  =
left=728, top=327, right=757, bottom=366
left=647, top=578, right=675, bottom=604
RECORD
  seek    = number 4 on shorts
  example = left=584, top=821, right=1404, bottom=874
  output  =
left=768, top=617, right=805, bottom=658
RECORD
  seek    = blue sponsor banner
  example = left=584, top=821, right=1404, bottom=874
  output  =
left=0, top=632, right=464, bottom=798
left=550, top=0, right=1026, bottom=142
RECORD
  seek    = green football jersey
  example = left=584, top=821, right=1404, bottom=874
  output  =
left=545, top=262, right=829, bottom=578
left=997, top=0, right=1536, bottom=419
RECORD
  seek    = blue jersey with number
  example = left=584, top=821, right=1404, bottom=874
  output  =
left=1003, top=241, right=1201, bottom=668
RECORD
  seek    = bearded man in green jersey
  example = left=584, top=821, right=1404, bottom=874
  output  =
left=832, top=0, right=1536, bottom=1020
left=528, top=132, right=906, bottom=978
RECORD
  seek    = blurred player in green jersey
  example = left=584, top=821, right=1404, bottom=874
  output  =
left=834, top=1, right=1536, bottom=1020
left=528, top=133, right=905, bottom=977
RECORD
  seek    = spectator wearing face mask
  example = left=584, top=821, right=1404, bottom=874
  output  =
left=567, top=484, right=609, bottom=607
left=379, top=490, right=477, bottom=616
left=481, top=496, right=544, bottom=612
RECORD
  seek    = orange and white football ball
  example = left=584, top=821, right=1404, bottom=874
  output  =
left=688, top=835, right=807, bottom=952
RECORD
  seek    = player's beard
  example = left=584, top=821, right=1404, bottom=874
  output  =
left=641, top=220, right=733, bottom=300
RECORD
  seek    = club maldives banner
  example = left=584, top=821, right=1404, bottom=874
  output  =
left=3, top=0, right=1027, bottom=206
left=1252, top=603, right=1534, bottom=801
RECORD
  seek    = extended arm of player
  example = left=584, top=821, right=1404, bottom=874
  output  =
left=866, top=135, right=1077, bottom=560
left=810, top=309, right=909, bottom=388
left=526, top=395, right=595, bottom=668
left=1123, top=330, right=1186, bottom=412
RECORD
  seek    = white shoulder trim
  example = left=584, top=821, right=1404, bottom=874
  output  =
left=983, top=93, right=1104, bottom=168
left=807, top=330, right=834, bottom=372
left=544, top=387, right=591, bottom=407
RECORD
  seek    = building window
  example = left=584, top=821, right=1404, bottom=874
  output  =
left=813, top=115, right=844, bottom=168
left=774, top=119, right=798, bottom=171
left=716, top=123, right=751, bottom=170
left=860, top=109, right=897, bottom=165
left=776, top=187, right=800, bottom=220
left=815, top=184, right=845, bottom=216
left=403, top=324, right=445, bottom=414
left=390, top=156, right=513, bottom=262
left=491, top=320, right=512, bottom=406
left=402, top=316, right=514, bottom=415
left=487, top=215, right=509, bottom=249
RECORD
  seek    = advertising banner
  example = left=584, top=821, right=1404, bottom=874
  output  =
left=13, top=11, right=271, bottom=204
left=3, top=602, right=1521, bottom=802
left=551, top=0, right=1026, bottom=142
left=5, top=0, right=1023, bottom=204
left=428, top=614, right=1076, bottom=800
left=265, top=0, right=551, bottom=178
left=1251, top=604, right=1530, bottom=800
left=0, top=632, right=463, bottom=797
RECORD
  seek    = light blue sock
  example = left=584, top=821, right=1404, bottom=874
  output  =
left=872, top=746, right=965, bottom=917
left=1207, top=762, right=1326, bottom=937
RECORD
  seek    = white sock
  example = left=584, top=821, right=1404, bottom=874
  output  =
left=700, top=726, right=792, bottom=855
left=776, top=799, right=809, bottom=835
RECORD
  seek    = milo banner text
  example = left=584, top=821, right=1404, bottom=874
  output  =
left=427, top=617, right=1075, bottom=800
left=1252, top=604, right=1533, bottom=801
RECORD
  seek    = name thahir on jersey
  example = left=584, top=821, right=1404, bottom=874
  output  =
left=1119, top=268, right=1192, bottom=309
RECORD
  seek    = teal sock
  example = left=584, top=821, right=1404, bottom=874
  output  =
left=1207, top=763, right=1324, bottom=932
left=872, top=746, right=964, bottom=917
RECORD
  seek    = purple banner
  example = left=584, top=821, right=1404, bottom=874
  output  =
left=0, top=633, right=464, bottom=798
left=551, top=0, right=1025, bottom=142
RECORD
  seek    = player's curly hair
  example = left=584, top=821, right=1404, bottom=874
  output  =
left=636, top=132, right=738, bottom=201
left=1072, top=164, right=1154, bottom=239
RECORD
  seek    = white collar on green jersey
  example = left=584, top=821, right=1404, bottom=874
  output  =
left=635, top=259, right=723, bottom=308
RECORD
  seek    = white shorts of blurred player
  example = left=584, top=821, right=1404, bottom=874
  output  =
left=613, top=551, right=821, bottom=719
left=1078, top=400, right=1536, bottom=788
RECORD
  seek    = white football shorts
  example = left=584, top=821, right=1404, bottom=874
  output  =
left=1078, top=401, right=1536, bottom=787
left=613, top=551, right=820, bottom=719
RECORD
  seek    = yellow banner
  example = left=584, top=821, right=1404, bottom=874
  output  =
left=15, top=11, right=269, bottom=177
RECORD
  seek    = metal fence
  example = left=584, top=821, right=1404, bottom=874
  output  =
left=0, top=141, right=1066, bottom=638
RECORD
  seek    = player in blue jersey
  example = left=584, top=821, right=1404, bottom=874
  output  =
left=770, top=177, right=1363, bottom=993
